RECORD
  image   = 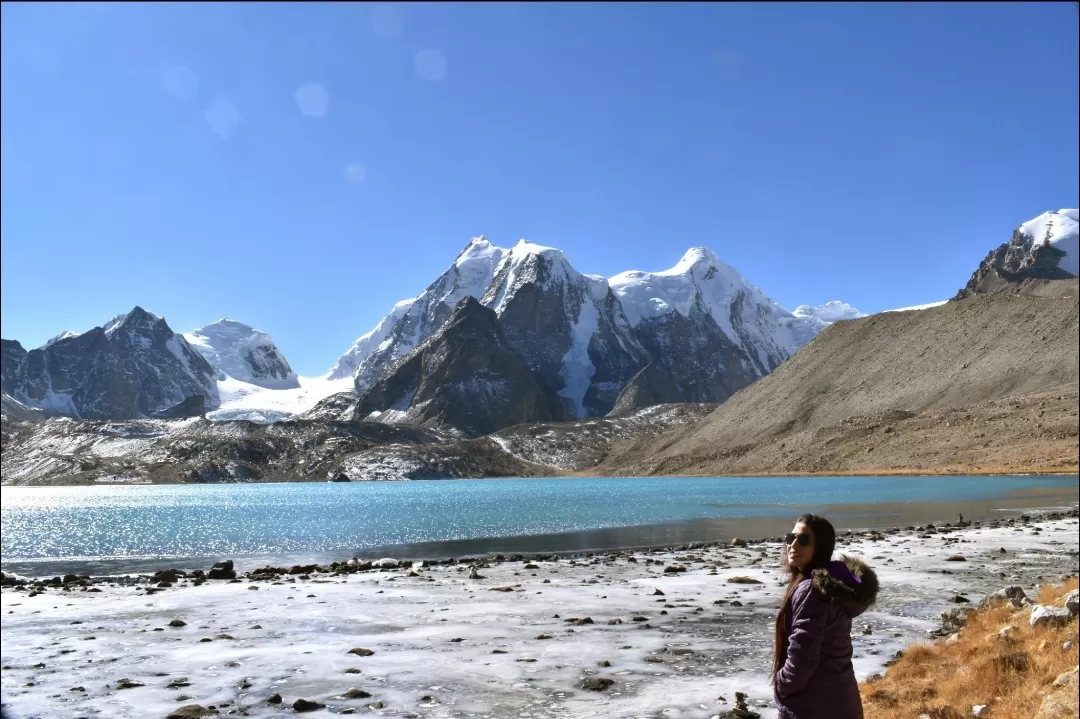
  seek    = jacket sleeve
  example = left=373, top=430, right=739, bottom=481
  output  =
left=775, top=581, right=828, bottom=698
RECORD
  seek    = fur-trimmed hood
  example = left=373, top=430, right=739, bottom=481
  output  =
left=810, top=555, right=879, bottom=617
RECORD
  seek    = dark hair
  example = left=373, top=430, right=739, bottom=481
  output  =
left=770, top=514, right=836, bottom=683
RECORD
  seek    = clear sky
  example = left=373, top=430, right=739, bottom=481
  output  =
left=2, top=2, right=1077, bottom=376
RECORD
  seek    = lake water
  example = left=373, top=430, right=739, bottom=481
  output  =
left=2, top=475, right=1077, bottom=576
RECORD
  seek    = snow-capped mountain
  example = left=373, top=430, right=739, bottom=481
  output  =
left=185, top=319, right=298, bottom=389
left=480, top=240, right=646, bottom=417
left=955, top=209, right=1079, bottom=299
left=607, top=249, right=862, bottom=413
left=355, top=296, right=566, bottom=436
left=341, top=237, right=509, bottom=390
left=333, top=238, right=862, bottom=428
left=612, top=247, right=815, bottom=374
left=1, top=306, right=219, bottom=420
left=785, top=301, right=867, bottom=346
left=1018, top=209, right=1079, bottom=276
left=326, top=298, right=417, bottom=381
left=791, top=301, right=866, bottom=326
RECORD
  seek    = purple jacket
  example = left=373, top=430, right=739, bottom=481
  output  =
left=774, top=556, right=879, bottom=719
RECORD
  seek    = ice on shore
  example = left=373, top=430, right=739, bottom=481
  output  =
left=1, top=515, right=1077, bottom=718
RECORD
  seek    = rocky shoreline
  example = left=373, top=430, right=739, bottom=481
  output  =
left=2, top=507, right=1078, bottom=718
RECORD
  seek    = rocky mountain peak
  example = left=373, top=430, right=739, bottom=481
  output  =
left=104, top=306, right=162, bottom=337
left=333, top=235, right=863, bottom=430
left=354, top=295, right=565, bottom=436
left=954, top=208, right=1079, bottom=300
left=1, top=308, right=219, bottom=420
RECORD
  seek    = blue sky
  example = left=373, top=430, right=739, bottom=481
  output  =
left=2, top=2, right=1077, bottom=376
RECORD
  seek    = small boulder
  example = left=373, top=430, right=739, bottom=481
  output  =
left=979, top=586, right=1028, bottom=610
left=941, top=606, right=976, bottom=633
left=207, top=560, right=236, bottom=581
left=1052, top=665, right=1078, bottom=688
left=729, top=538, right=747, bottom=547
left=347, top=648, right=375, bottom=657
left=166, top=706, right=218, bottom=719
left=115, top=678, right=145, bottom=689
left=727, top=576, right=763, bottom=585
left=1030, top=605, right=1072, bottom=630
left=581, top=677, right=614, bottom=691
left=267, top=693, right=283, bottom=704
left=343, top=688, right=372, bottom=699
left=1064, top=589, right=1079, bottom=617
left=293, top=698, right=326, bottom=712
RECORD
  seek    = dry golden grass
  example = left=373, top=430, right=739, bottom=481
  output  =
left=861, top=577, right=1079, bottom=719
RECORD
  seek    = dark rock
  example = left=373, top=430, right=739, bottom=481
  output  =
left=343, top=688, right=372, bottom=699
left=941, top=606, right=976, bottom=632
left=267, top=693, right=283, bottom=704
left=207, top=560, right=235, bottom=580
left=347, top=648, right=375, bottom=657
left=292, top=698, right=325, bottom=712
left=581, top=677, right=614, bottom=691
left=166, top=706, right=218, bottom=719
left=115, top=678, right=145, bottom=689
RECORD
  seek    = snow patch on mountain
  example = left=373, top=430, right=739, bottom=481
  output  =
left=206, top=375, right=354, bottom=423
left=883, top=300, right=948, bottom=313
left=1018, top=208, right=1079, bottom=276
left=559, top=298, right=599, bottom=417
left=42, top=331, right=79, bottom=349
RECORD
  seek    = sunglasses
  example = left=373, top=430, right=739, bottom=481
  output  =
left=785, top=532, right=812, bottom=547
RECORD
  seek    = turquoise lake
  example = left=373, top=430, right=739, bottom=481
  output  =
left=2, top=475, right=1077, bottom=575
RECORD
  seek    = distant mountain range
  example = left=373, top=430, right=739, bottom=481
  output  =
left=2, top=209, right=1077, bottom=484
left=0, top=239, right=862, bottom=428
left=3, top=209, right=1077, bottom=434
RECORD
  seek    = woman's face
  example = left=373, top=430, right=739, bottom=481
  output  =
left=786, top=521, right=815, bottom=571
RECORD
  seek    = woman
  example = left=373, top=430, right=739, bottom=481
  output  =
left=772, top=514, right=879, bottom=719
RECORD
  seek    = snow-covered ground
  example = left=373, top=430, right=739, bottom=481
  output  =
left=3, top=512, right=1076, bottom=719
left=882, top=300, right=948, bottom=313
left=205, top=376, right=354, bottom=423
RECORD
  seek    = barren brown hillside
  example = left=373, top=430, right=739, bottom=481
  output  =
left=595, top=292, right=1079, bottom=476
